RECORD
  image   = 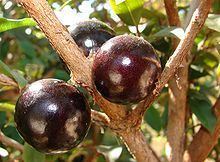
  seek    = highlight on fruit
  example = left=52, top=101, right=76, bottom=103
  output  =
left=14, top=79, right=91, bottom=154
left=92, top=35, right=161, bottom=104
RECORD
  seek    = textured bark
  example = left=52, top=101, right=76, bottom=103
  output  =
left=0, top=130, right=24, bottom=152
left=184, top=98, right=220, bottom=162
left=166, top=60, right=188, bottom=162
left=15, top=0, right=127, bottom=121
left=15, top=0, right=158, bottom=161
left=14, top=0, right=212, bottom=161
left=130, top=0, right=212, bottom=121
left=164, top=1, right=188, bottom=162
left=118, top=129, right=159, bottom=162
left=0, top=74, right=18, bottom=87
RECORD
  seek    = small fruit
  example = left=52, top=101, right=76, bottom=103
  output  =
left=14, top=79, right=91, bottom=154
left=92, top=35, right=161, bottom=104
left=69, top=19, right=115, bottom=57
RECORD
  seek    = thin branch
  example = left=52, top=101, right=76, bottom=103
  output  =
left=164, top=0, right=181, bottom=27
left=130, top=0, right=212, bottom=121
left=184, top=97, right=220, bottom=162
left=91, top=109, right=110, bottom=127
left=164, top=1, right=192, bottom=162
left=0, top=74, right=18, bottom=87
left=0, top=130, right=24, bottom=152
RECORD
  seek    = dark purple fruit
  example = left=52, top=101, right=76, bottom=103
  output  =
left=14, top=79, right=91, bottom=154
left=69, top=19, right=115, bottom=57
left=92, top=35, right=161, bottom=104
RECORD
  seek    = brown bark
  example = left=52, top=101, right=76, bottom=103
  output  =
left=0, top=73, right=18, bottom=87
left=184, top=97, right=220, bottom=162
left=164, top=1, right=188, bottom=162
left=0, top=130, right=24, bottom=152
left=118, top=128, right=159, bottom=162
left=166, top=61, right=188, bottom=162
left=15, top=0, right=158, bottom=161
left=14, top=0, right=212, bottom=161
left=130, top=0, right=212, bottom=122
left=15, top=0, right=126, bottom=121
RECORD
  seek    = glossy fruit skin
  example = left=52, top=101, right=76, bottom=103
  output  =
left=14, top=79, right=91, bottom=154
left=93, top=35, right=161, bottom=104
left=69, top=19, right=115, bottom=57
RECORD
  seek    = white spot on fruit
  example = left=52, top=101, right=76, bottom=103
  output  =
left=29, top=117, right=46, bottom=135
left=65, top=111, right=80, bottom=139
left=109, top=71, right=122, bottom=84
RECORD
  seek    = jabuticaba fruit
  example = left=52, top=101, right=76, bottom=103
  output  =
left=14, top=79, right=91, bottom=154
left=92, top=35, right=161, bottom=104
left=69, top=19, right=116, bottom=57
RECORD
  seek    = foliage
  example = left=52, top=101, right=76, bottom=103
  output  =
left=0, top=0, right=220, bottom=161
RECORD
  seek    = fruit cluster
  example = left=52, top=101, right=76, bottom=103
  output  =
left=14, top=19, right=161, bottom=154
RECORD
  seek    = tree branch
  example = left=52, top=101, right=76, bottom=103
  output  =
left=0, top=130, right=24, bottom=152
left=184, top=97, right=220, bottom=162
left=14, top=0, right=158, bottom=161
left=15, top=0, right=127, bottom=121
left=118, top=128, right=159, bottom=162
left=130, top=0, right=212, bottom=121
left=91, top=109, right=110, bottom=127
left=164, top=0, right=181, bottom=27
left=163, top=1, right=191, bottom=161
left=0, top=74, right=18, bottom=87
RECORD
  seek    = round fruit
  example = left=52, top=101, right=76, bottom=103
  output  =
left=14, top=79, right=91, bottom=154
left=92, top=35, right=161, bottom=104
left=69, top=19, right=115, bottom=57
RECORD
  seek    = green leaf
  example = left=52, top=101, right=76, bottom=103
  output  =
left=151, top=27, right=184, bottom=39
left=144, top=106, right=162, bottom=132
left=0, top=60, right=28, bottom=88
left=205, top=14, right=220, bottom=32
left=161, top=102, right=168, bottom=128
left=0, top=41, right=9, bottom=60
left=23, top=143, right=45, bottom=162
left=18, top=41, right=37, bottom=59
left=193, top=52, right=219, bottom=70
left=189, top=92, right=217, bottom=133
left=189, top=65, right=209, bottom=80
left=109, top=0, right=144, bottom=26
left=0, top=18, right=36, bottom=33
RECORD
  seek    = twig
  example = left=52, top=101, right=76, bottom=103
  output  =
left=164, top=0, right=181, bottom=27
left=0, top=74, right=18, bottom=87
left=184, top=97, right=220, bottom=162
left=0, top=130, right=24, bottom=152
left=91, top=109, right=110, bottom=127
left=129, top=0, right=212, bottom=122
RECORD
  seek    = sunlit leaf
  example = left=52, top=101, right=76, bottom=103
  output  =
left=109, top=0, right=144, bottom=26
left=0, top=147, right=8, bottom=157
left=0, top=103, right=15, bottom=112
left=23, top=143, right=45, bottom=162
left=152, top=27, right=184, bottom=39
left=0, top=18, right=36, bottom=33
left=205, top=14, right=220, bottom=32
